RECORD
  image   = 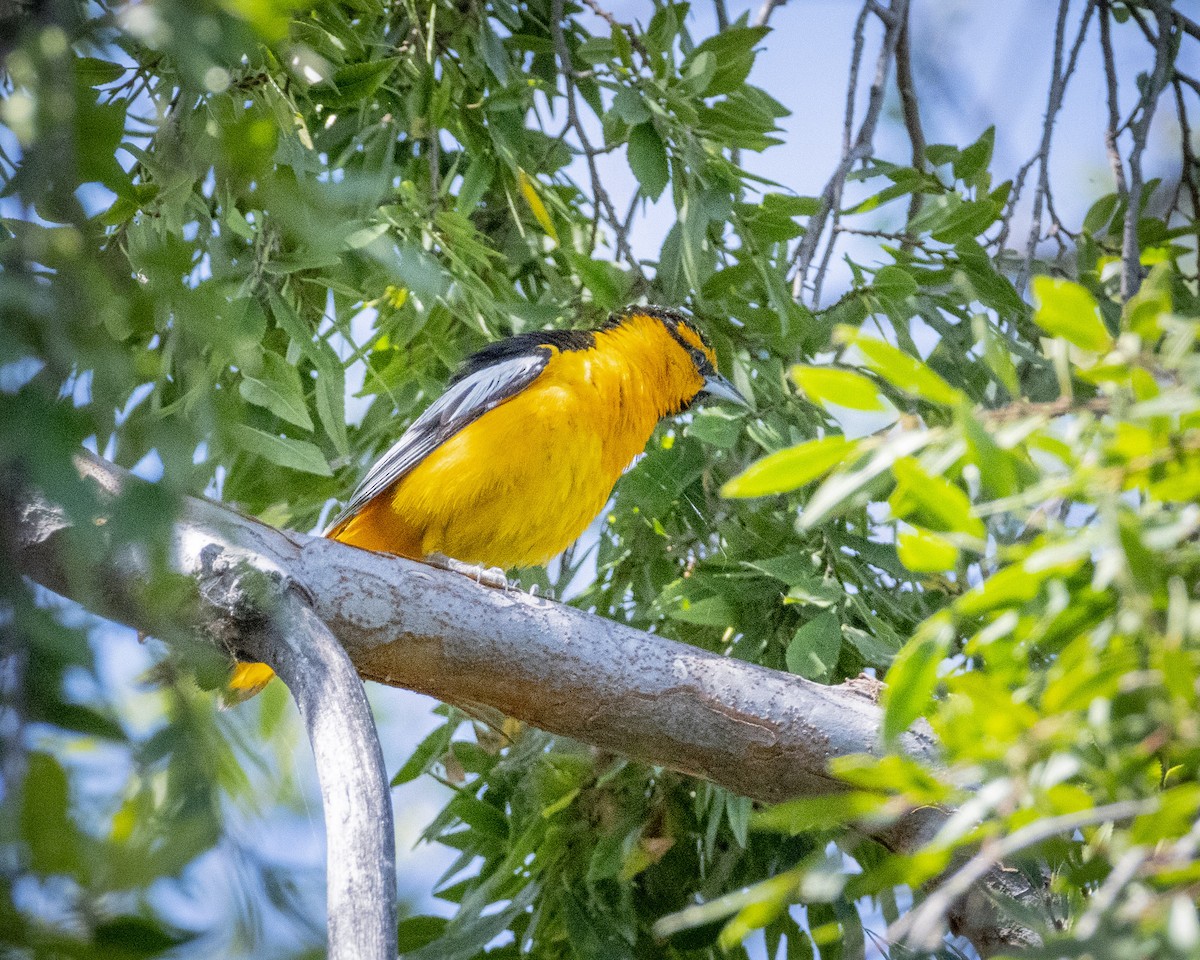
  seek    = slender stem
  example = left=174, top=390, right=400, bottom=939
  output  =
left=1120, top=6, right=1175, bottom=299
left=793, top=0, right=907, bottom=306
left=895, top=6, right=926, bottom=249
left=550, top=0, right=641, bottom=275
left=891, top=799, right=1153, bottom=949
left=1016, top=0, right=1095, bottom=293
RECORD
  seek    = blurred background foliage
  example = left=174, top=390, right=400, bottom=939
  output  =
left=0, top=0, right=1198, bottom=957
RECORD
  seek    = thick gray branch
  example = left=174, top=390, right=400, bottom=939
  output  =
left=8, top=451, right=1038, bottom=955
left=263, top=598, right=396, bottom=960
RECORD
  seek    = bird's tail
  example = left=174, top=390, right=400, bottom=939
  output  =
left=221, top=504, right=411, bottom=704
left=222, top=661, right=277, bottom=705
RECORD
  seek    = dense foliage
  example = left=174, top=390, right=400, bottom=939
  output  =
left=1, top=0, right=1197, bottom=957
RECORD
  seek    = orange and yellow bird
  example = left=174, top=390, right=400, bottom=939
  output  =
left=228, top=306, right=747, bottom=700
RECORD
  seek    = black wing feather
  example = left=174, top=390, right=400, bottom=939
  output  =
left=325, top=338, right=572, bottom=532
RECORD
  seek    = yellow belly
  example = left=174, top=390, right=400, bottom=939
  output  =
left=331, top=379, right=654, bottom=569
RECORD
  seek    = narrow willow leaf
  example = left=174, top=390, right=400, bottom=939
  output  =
left=882, top=614, right=953, bottom=741
left=799, top=429, right=938, bottom=529
left=849, top=334, right=964, bottom=405
left=785, top=611, right=842, bottom=681
left=1031, top=276, right=1113, bottom=352
left=517, top=169, right=558, bottom=242
left=897, top=526, right=959, bottom=573
left=890, top=458, right=985, bottom=538
left=230, top=425, right=331, bottom=476
left=239, top=351, right=314, bottom=430
left=627, top=123, right=670, bottom=201
left=791, top=366, right=888, bottom=411
left=722, top=436, right=858, bottom=498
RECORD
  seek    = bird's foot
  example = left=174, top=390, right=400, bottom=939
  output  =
left=426, top=553, right=511, bottom=590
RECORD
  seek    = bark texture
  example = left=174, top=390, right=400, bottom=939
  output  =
left=7, top=451, right=1039, bottom=955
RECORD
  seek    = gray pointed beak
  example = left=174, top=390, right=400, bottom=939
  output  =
left=702, top=372, right=751, bottom=408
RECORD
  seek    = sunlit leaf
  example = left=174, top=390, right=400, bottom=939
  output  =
left=722, top=436, right=859, bottom=498
left=792, top=366, right=889, bottom=411
left=1031, top=276, right=1113, bottom=352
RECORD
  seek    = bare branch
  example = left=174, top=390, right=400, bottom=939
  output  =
left=1174, top=80, right=1200, bottom=232
left=8, top=457, right=398, bottom=960
left=1015, top=0, right=1095, bottom=293
left=1141, top=0, right=1200, bottom=43
left=1100, top=0, right=1131, bottom=224
left=894, top=6, right=926, bottom=249
left=550, top=0, right=642, bottom=277
left=793, top=0, right=908, bottom=306
left=753, top=0, right=788, bottom=30
left=891, top=799, right=1153, bottom=950
left=260, top=595, right=397, bottom=960
left=1120, top=5, right=1176, bottom=298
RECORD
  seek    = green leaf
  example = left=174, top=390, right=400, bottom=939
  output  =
left=479, top=21, right=511, bottom=84
left=1083, top=192, right=1120, bottom=235
left=1031, top=276, right=1114, bottom=352
left=397, top=916, right=450, bottom=952
left=230, top=425, right=331, bottom=476
left=611, top=87, right=651, bottom=125
left=94, top=916, right=196, bottom=957
left=871, top=265, right=918, bottom=302
left=800, top=429, right=937, bottom=529
left=889, top=458, right=984, bottom=538
left=785, top=612, right=842, bottom=681
left=953, top=126, right=995, bottom=183
left=312, top=342, right=349, bottom=456
left=897, top=526, right=959, bottom=572
left=239, top=351, right=314, bottom=430
left=722, top=436, right=858, bottom=498
left=683, top=26, right=769, bottom=96
left=792, top=366, right=888, bottom=411
left=667, top=594, right=736, bottom=627
left=76, top=57, right=126, bottom=87
left=627, top=123, right=669, bottom=201
left=882, top=615, right=953, bottom=740
left=391, top=720, right=457, bottom=786
left=847, top=333, right=964, bottom=405
left=310, top=59, right=399, bottom=107
left=21, top=753, right=79, bottom=876
left=752, top=793, right=885, bottom=834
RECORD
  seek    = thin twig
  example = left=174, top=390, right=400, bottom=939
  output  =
left=713, top=0, right=729, bottom=31
left=1141, top=0, right=1200, bottom=43
left=895, top=6, right=925, bottom=250
left=1016, top=0, right=1095, bottom=293
left=550, top=0, right=640, bottom=275
left=806, top=1, right=872, bottom=307
left=1099, top=0, right=1131, bottom=236
left=1073, top=848, right=1149, bottom=939
left=793, top=0, right=906, bottom=306
left=1120, top=6, right=1175, bottom=299
left=579, top=0, right=648, bottom=59
left=753, top=0, right=788, bottom=29
left=1173, top=80, right=1200, bottom=237
left=891, top=799, right=1154, bottom=949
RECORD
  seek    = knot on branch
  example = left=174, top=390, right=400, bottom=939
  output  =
left=195, top=542, right=315, bottom=660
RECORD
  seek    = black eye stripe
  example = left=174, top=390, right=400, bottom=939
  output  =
left=666, top=325, right=709, bottom=365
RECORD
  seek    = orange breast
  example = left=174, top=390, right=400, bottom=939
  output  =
left=329, top=315, right=699, bottom=569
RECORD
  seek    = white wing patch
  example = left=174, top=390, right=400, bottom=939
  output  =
left=325, top=352, right=549, bottom=532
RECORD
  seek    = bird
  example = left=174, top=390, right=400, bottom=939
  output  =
left=226, top=306, right=748, bottom=701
